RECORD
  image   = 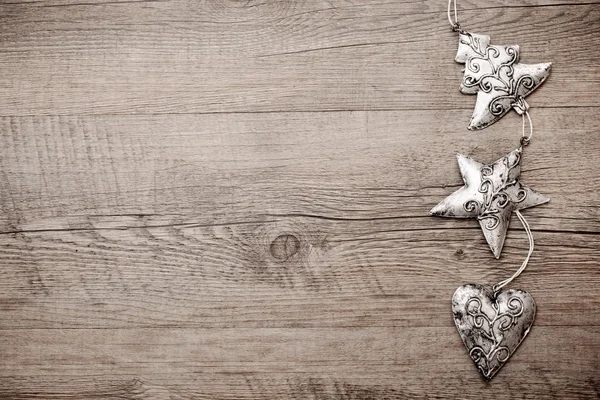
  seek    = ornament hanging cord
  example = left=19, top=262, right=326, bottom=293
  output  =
left=493, top=115, right=535, bottom=293
left=447, top=0, right=461, bottom=31
left=493, top=210, right=534, bottom=294
left=521, top=110, right=533, bottom=145
left=491, top=96, right=536, bottom=294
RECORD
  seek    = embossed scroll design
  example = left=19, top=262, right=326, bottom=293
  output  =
left=460, top=32, right=534, bottom=115
left=463, top=151, right=527, bottom=230
left=465, top=295, right=524, bottom=380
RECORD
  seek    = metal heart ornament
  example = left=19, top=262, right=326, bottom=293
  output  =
left=452, top=284, right=536, bottom=380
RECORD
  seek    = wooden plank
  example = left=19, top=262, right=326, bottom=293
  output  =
left=0, top=1, right=598, bottom=115
left=0, top=109, right=598, bottom=330
left=0, top=327, right=598, bottom=399
left=0, top=108, right=598, bottom=233
left=0, top=224, right=599, bottom=329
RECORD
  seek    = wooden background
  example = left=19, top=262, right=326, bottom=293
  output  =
left=1, top=0, right=599, bottom=398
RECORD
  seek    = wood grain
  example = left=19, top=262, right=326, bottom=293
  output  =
left=0, top=1, right=599, bottom=115
left=0, top=0, right=599, bottom=398
left=0, top=327, right=598, bottom=399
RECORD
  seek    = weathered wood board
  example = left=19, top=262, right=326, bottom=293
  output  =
left=0, top=0, right=599, bottom=398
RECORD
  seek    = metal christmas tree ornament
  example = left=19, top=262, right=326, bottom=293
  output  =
left=448, top=0, right=552, bottom=130
left=455, top=32, right=551, bottom=130
left=428, top=0, right=553, bottom=381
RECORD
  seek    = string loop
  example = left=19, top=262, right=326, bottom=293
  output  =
left=521, top=110, right=533, bottom=145
left=447, top=0, right=461, bottom=31
left=493, top=210, right=534, bottom=294
left=512, top=98, right=534, bottom=146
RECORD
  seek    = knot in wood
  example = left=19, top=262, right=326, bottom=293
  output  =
left=269, top=234, right=300, bottom=261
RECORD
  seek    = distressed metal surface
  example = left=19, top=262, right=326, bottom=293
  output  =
left=452, top=284, right=536, bottom=381
left=429, top=147, right=549, bottom=258
left=455, top=31, right=552, bottom=130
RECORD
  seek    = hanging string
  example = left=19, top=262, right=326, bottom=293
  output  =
left=493, top=111, right=535, bottom=293
left=447, top=0, right=460, bottom=31
left=493, top=210, right=534, bottom=294
left=521, top=110, right=534, bottom=146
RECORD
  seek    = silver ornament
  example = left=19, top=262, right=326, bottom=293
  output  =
left=452, top=284, right=536, bottom=381
left=455, top=31, right=552, bottom=130
left=430, top=147, right=549, bottom=258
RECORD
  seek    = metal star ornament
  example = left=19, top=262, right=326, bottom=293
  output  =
left=455, top=31, right=552, bottom=130
left=430, top=147, right=549, bottom=258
